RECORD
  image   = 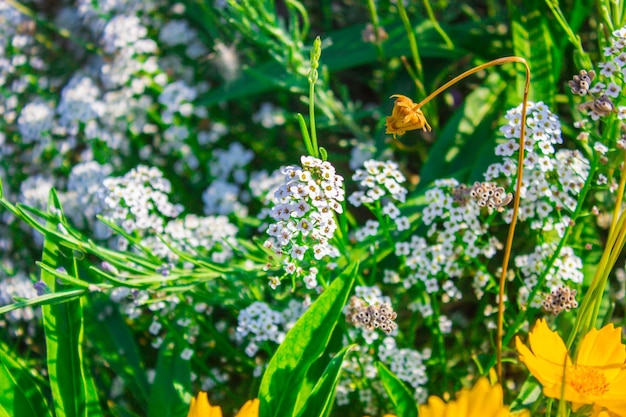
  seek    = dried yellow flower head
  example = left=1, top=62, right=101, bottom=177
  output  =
left=385, top=94, right=431, bottom=138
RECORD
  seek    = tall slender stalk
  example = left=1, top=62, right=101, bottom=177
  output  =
left=408, top=56, right=531, bottom=381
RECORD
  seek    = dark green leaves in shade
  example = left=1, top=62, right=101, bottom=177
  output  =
left=147, top=337, right=191, bottom=417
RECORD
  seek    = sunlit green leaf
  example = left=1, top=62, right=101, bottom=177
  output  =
left=259, top=263, right=358, bottom=417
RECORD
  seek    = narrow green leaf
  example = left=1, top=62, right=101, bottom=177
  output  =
left=41, top=189, right=102, bottom=417
left=375, top=362, right=418, bottom=417
left=297, top=112, right=314, bottom=156
left=147, top=338, right=191, bottom=417
left=0, top=341, right=53, bottom=417
left=0, top=288, right=87, bottom=315
left=259, top=263, right=358, bottom=417
left=296, top=345, right=355, bottom=417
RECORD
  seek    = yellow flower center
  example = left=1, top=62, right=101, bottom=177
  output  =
left=566, top=365, right=609, bottom=396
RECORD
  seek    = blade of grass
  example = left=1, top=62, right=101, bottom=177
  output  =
left=40, top=189, right=102, bottom=417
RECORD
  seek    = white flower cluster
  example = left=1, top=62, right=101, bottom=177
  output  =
left=574, top=25, right=626, bottom=121
left=202, top=142, right=255, bottom=217
left=486, top=101, right=589, bottom=234
left=143, top=214, right=239, bottom=264
left=515, top=244, right=584, bottom=308
left=0, top=273, right=39, bottom=323
left=102, top=15, right=156, bottom=54
left=97, top=165, right=183, bottom=245
left=236, top=299, right=308, bottom=358
left=396, top=178, right=500, bottom=300
left=264, top=156, right=344, bottom=289
left=17, top=99, right=55, bottom=144
left=336, top=339, right=429, bottom=414
left=349, top=160, right=411, bottom=240
left=160, top=17, right=208, bottom=59
left=57, top=75, right=105, bottom=128
left=349, top=159, right=407, bottom=205
left=378, top=337, right=429, bottom=403
left=63, top=161, right=113, bottom=233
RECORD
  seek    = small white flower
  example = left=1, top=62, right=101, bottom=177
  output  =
left=594, top=142, right=609, bottom=155
left=395, top=216, right=410, bottom=231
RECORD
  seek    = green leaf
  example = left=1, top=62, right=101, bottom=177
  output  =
left=41, top=190, right=102, bottom=417
left=375, top=362, right=418, bottom=417
left=511, top=5, right=555, bottom=107
left=84, top=297, right=150, bottom=409
left=0, top=341, right=53, bottom=417
left=510, top=374, right=542, bottom=410
left=259, top=263, right=358, bottom=417
left=296, top=345, right=355, bottom=417
left=147, top=337, right=191, bottom=417
left=198, top=19, right=491, bottom=106
left=41, top=189, right=102, bottom=417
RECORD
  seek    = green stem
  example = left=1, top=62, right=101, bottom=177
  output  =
left=366, top=0, right=386, bottom=62
left=422, top=0, right=454, bottom=49
left=396, top=0, right=426, bottom=98
left=309, top=78, right=319, bottom=158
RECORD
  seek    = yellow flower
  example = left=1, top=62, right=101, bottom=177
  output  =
left=187, top=392, right=259, bottom=417
left=385, top=94, right=431, bottom=138
left=516, top=318, right=626, bottom=416
left=418, top=377, right=528, bottom=417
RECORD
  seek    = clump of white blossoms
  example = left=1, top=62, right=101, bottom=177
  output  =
left=203, top=142, right=255, bottom=217
left=396, top=178, right=501, bottom=300
left=17, top=99, right=55, bottom=144
left=236, top=299, right=308, bottom=358
left=348, top=160, right=411, bottom=240
left=143, top=214, right=239, bottom=264
left=97, top=165, right=183, bottom=250
left=486, top=101, right=590, bottom=235
left=62, top=161, right=112, bottom=234
left=515, top=243, right=584, bottom=308
left=336, top=337, right=429, bottom=414
left=264, top=156, right=344, bottom=289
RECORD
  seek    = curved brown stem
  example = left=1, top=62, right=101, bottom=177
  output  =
left=416, top=57, right=531, bottom=381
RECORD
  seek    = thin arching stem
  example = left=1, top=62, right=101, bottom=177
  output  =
left=416, top=57, right=531, bottom=381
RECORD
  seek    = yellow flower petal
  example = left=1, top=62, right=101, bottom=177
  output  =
left=418, top=378, right=524, bottom=417
left=419, top=395, right=446, bottom=417
left=576, top=324, right=626, bottom=380
left=517, top=320, right=626, bottom=416
left=516, top=319, right=572, bottom=388
left=187, top=392, right=223, bottom=417
left=234, top=399, right=259, bottom=417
